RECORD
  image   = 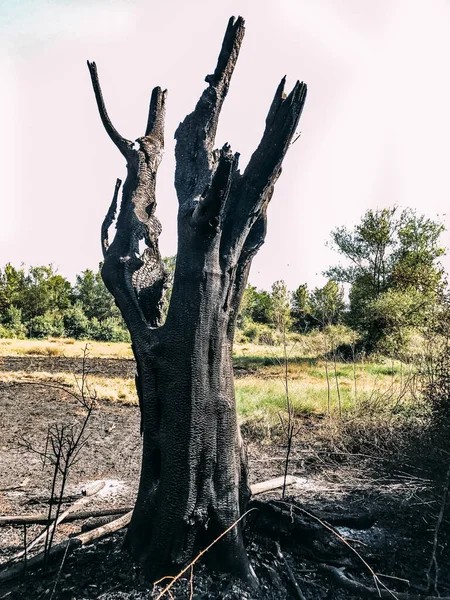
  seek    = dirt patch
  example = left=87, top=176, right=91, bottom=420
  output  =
left=0, top=359, right=449, bottom=599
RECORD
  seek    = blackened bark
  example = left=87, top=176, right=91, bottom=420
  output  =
left=88, top=15, right=306, bottom=583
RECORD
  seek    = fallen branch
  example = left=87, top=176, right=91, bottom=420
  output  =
left=0, top=511, right=132, bottom=583
left=80, top=515, right=119, bottom=532
left=12, top=481, right=106, bottom=559
left=319, top=564, right=450, bottom=600
left=0, top=506, right=131, bottom=526
left=275, top=541, right=307, bottom=600
left=76, top=510, right=132, bottom=545
left=0, top=476, right=296, bottom=527
left=251, top=475, right=298, bottom=496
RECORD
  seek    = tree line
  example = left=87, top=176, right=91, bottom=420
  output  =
left=0, top=206, right=447, bottom=351
left=0, top=264, right=129, bottom=341
left=240, top=207, right=448, bottom=354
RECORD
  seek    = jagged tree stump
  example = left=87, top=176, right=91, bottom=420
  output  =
left=87, top=16, right=307, bottom=582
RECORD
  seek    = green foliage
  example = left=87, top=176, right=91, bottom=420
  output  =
left=269, top=280, right=292, bottom=333
left=326, top=207, right=447, bottom=352
left=20, top=265, right=72, bottom=322
left=309, top=281, right=345, bottom=326
left=241, top=322, right=281, bottom=345
left=291, top=284, right=311, bottom=330
left=72, top=267, right=120, bottom=321
left=0, top=264, right=27, bottom=315
left=161, top=255, right=176, bottom=320
left=63, top=304, right=91, bottom=339
left=1, top=306, right=27, bottom=338
left=237, top=285, right=273, bottom=328
left=0, top=262, right=129, bottom=342
left=27, top=312, right=65, bottom=339
left=290, top=281, right=345, bottom=332
left=89, top=317, right=130, bottom=343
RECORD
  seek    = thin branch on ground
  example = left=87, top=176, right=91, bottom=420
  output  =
left=426, top=463, right=450, bottom=594
left=275, top=541, right=307, bottom=600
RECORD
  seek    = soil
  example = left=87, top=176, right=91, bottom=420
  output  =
left=0, top=355, right=449, bottom=599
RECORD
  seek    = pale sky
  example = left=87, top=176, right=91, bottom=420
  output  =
left=1, top=0, right=449, bottom=291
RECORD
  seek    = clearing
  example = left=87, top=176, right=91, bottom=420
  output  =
left=0, top=339, right=448, bottom=599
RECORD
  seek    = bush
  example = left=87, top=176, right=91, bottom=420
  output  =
left=0, top=306, right=27, bottom=338
left=0, top=324, right=12, bottom=338
left=89, top=317, right=130, bottom=342
left=26, top=312, right=64, bottom=338
left=240, top=322, right=282, bottom=345
left=63, top=304, right=91, bottom=339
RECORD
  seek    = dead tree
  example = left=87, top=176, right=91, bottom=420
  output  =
left=88, top=16, right=306, bottom=583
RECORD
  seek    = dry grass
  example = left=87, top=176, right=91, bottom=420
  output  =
left=0, top=338, right=133, bottom=359
left=0, top=369, right=138, bottom=405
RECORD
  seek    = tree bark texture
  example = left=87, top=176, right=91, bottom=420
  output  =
left=88, top=16, right=307, bottom=582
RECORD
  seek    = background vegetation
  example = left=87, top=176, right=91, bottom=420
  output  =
left=1, top=206, right=447, bottom=357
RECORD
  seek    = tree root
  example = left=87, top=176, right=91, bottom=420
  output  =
left=0, top=477, right=297, bottom=584
left=319, top=564, right=450, bottom=600
left=0, top=491, right=438, bottom=598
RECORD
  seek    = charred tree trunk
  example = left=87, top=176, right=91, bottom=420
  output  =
left=87, top=16, right=306, bottom=583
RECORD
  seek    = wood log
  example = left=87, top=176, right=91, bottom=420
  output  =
left=12, top=481, right=106, bottom=558
left=77, top=511, right=132, bottom=545
left=250, top=476, right=298, bottom=496
left=0, top=476, right=297, bottom=527
left=0, top=506, right=131, bottom=526
left=82, top=480, right=106, bottom=497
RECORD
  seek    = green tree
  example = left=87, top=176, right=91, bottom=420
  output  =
left=72, top=267, right=120, bottom=321
left=270, top=280, right=292, bottom=332
left=63, top=304, right=91, bottom=339
left=309, top=280, right=345, bottom=327
left=291, top=283, right=311, bottom=331
left=20, top=265, right=72, bottom=322
left=0, top=264, right=26, bottom=316
left=326, top=207, right=446, bottom=350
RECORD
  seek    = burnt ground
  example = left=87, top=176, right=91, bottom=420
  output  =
left=0, top=356, right=449, bottom=599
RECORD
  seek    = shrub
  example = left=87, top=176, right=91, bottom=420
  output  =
left=90, top=317, right=130, bottom=342
left=240, top=322, right=281, bottom=345
left=0, top=306, right=27, bottom=338
left=27, top=312, right=64, bottom=338
left=63, top=304, right=91, bottom=339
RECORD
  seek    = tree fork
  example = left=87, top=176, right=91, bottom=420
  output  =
left=88, top=15, right=307, bottom=583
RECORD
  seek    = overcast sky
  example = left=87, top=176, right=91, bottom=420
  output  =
left=1, top=0, right=449, bottom=291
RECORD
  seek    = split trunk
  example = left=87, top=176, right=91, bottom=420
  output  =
left=88, top=16, right=307, bottom=582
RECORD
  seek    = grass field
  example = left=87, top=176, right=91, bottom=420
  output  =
left=0, top=337, right=416, bottom=432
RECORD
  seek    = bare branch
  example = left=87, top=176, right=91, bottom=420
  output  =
left=101, top=178, right=121, bottom=258
left=94, top=81, right=168, bottom=333
left=87, top=61, right=133, bottom=157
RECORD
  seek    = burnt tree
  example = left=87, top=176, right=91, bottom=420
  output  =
left=87, top=16, right=306, bottom=583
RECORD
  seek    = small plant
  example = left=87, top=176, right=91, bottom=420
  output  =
left=18, top=345, right=96, bottom=564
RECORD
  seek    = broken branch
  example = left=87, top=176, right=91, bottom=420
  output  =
left=101, top=179, right=121, bottom=258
